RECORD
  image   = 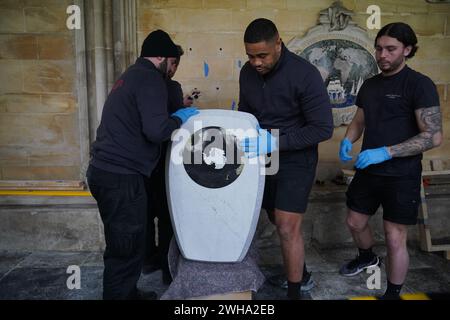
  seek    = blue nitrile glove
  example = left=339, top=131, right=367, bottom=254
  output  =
left=240, top=126, right=278, bottom=158
left=171, top=107, right=199, bottom=124
left=355, top=147, right=392, bottom=169
left=339, top=137, right=353, bottom=162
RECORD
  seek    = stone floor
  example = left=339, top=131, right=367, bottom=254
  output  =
left=1, top=234, right=449, bottom=300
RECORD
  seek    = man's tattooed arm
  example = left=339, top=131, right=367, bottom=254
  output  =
left=387, top=106, right=443, bottom=158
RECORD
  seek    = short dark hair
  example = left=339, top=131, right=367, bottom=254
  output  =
left=375, top=22, right=418, bottom=59
left=244, top=18, right=279, bottom=43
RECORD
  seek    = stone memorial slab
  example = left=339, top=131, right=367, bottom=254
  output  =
left=166, top=109, right=264, bottom=262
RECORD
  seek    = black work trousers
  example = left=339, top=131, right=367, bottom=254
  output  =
left=145, top=144, right=173, bottom=274
left=87, top=165, right=148, bottom=300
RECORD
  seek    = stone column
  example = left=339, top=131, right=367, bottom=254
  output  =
left=74, top=0, right=90, bottom=180
left=74, top=0, right=138, bottom=180
left=112, top=0, right=138, bottom=80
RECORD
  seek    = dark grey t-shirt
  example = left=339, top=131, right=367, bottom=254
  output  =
left=356, top=65, right=440, bottom=176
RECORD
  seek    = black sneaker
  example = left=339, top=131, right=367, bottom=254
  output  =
left=280, top=272, right=315, bottom=291
left=268, top=273, right=315, bottom=292
left=300, top=272, right=315, bottom=291
left=131, top=289, right=158, bottom=300
left=339, top=255, right=380, bottom=276
left=377, top=293, right=401, bottom=300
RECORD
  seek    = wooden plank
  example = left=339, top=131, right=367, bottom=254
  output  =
left=418, top=167, right=450, bottom=253
left=418, top=179, right=433, bottom=251
left=0, top=180, right=86, bottom=191
left=429, top=244, right=450, bottom=252
left=422, top=170, right=450, bottom=177
left=418, top=227, right=433, bottom=252
left=340, top=168, right=450, bottom=177
left=422, top=160, right=432, bottom=171
left=431, top=159, right=444, bottom=171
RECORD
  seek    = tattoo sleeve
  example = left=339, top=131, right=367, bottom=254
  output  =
left=388, top=106, right=442, bottom=158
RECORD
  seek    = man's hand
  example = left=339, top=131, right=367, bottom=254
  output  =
left=355, top=147, right=392, bottom=169
left=171, top=107, right=199, bottom=124
left=339, top=137, right=353, bottom=162
left=240, top=127, right=278, bottom=158
left=183, top=90, right=201, bottom=107
left=183, top=95, right=194, bottom=107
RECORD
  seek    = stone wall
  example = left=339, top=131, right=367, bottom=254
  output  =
left=0, top=0, right=448, bottom=181
left=0, top=0, right=80, bottom=180
left=137, top=0, right=450, bottom=180
left=0, top=0, right=448, bottom=252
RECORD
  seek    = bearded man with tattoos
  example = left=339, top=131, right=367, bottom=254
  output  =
left=338, top=22, right=443, bottom=299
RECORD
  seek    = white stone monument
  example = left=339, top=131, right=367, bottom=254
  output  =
left=166, top=109, right=265, bottom=262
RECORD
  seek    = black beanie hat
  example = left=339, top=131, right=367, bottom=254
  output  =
left=140, top=29, right=180, bottom=58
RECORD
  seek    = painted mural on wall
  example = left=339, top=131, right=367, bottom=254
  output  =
left=287, top=1, right=379, bottom=126
left=300, top=39, right=378, bottom=110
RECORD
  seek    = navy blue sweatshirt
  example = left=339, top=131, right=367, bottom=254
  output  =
left=90, top=57, right=182, bottom=177
left=167, top=79, right=184, bottom=113
left=238, top=44, right=333, bottom=152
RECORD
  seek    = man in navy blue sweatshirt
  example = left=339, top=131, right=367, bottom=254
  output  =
left=143, top=45, right=195, bottom=285
left=239, top=18, right=333, bottom=300
left=86, top=30, right=198, bottom=300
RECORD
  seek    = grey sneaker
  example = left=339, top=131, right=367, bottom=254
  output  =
left=281, top=272, right=315, bottom=292
left=339, top=255, right=380, bottom=277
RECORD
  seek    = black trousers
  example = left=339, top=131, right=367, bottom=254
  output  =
left=87, top=165, right=148, bottom=300
left=145, top=144, right=173, bottom=274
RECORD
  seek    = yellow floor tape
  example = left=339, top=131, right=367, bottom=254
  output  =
left=349, top=296, right=378, bottom=300
left=349, top=292, right=432, bottom=300
left=400, top=293, right=431, bottom=300
left=0, top=190, right=92, bottom=197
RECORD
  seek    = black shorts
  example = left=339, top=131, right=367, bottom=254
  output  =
left=346, top=170, right=421, bottom=225
left=262, top=149, right=317, bottom=214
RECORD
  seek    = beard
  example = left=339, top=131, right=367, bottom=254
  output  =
left=377, top=55, right=404, bottom=74
left=158, top=58, right=169, bottom=78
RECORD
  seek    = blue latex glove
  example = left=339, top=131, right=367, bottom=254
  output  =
left=171, top=107, right=199, bottom=124
left=339, top=138, right=353, bottom=162
left=240, top=127, right=278, bottom=158
left=355, top=147, right=392, bottom=169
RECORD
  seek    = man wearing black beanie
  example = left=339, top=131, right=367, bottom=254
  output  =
left=140, top=29, right=180, bottom=78
left=86, top=29, right=199, bottom=300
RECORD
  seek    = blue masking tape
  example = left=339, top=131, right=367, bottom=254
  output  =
left=204, top=62, right=209, bottom=77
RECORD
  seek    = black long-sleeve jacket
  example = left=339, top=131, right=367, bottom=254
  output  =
left=90, top=57, right=181, bottom=177
left=238, top=44, right=333, bottom=152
